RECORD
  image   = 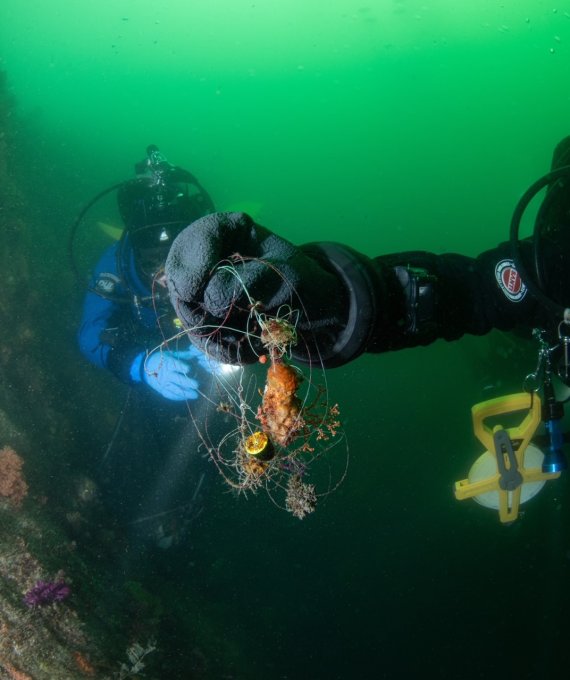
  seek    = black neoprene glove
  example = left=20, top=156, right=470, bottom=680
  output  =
left=165, top=212, right=360, bottom=365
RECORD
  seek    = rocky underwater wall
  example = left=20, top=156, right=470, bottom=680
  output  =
left=0, top=69, right=158, bottom=680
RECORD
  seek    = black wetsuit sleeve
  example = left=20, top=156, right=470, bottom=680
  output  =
left=369, top=240, right=549, bottom=352
left=305, top=239, right=550, bottom=365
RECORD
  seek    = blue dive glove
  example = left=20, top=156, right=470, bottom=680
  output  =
left=131, top=347, right=214, bottom=401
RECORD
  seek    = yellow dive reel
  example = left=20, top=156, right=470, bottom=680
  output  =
left=454, top=392, right=561, bottom=523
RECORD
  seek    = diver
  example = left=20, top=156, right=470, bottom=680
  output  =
left=76, top=146, right=222, bottom=550
left=152, top=135, right=570, bottom=525
left=163, top=137, right=570, bottom=378
left=78, top=145, right=219, bottom=400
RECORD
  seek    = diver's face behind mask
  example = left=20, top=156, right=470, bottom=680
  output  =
left=130, top=221, right=185, bottom=283
left=118, top=172, right=212, bottom=285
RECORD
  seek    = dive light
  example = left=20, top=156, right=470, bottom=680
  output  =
left=541, top=381, right=567, bottom=473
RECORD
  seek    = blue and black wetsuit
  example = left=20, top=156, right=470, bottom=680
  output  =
left=78, top=237, right=181, bottom=385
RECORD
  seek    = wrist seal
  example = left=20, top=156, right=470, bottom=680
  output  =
left=299, top=242, right=384, bottom=367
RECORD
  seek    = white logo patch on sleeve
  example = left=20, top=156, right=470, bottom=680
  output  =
left=495, top=259, right=527, bottom=302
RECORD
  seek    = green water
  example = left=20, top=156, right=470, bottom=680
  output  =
left=2, top=1, right=570, bottom=678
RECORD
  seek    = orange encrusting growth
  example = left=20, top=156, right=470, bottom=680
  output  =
left=258, top=360, right=304, bottom=447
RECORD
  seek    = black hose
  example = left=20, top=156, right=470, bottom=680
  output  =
left=67, top=181, right=127, bottom=286
left=510, top=165, right=570, bottom=319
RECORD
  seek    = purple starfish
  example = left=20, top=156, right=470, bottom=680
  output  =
left=23, top=579, right=71, bottom=607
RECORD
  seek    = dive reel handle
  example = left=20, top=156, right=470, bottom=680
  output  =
left=455, top=392, right=561, bottom=524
